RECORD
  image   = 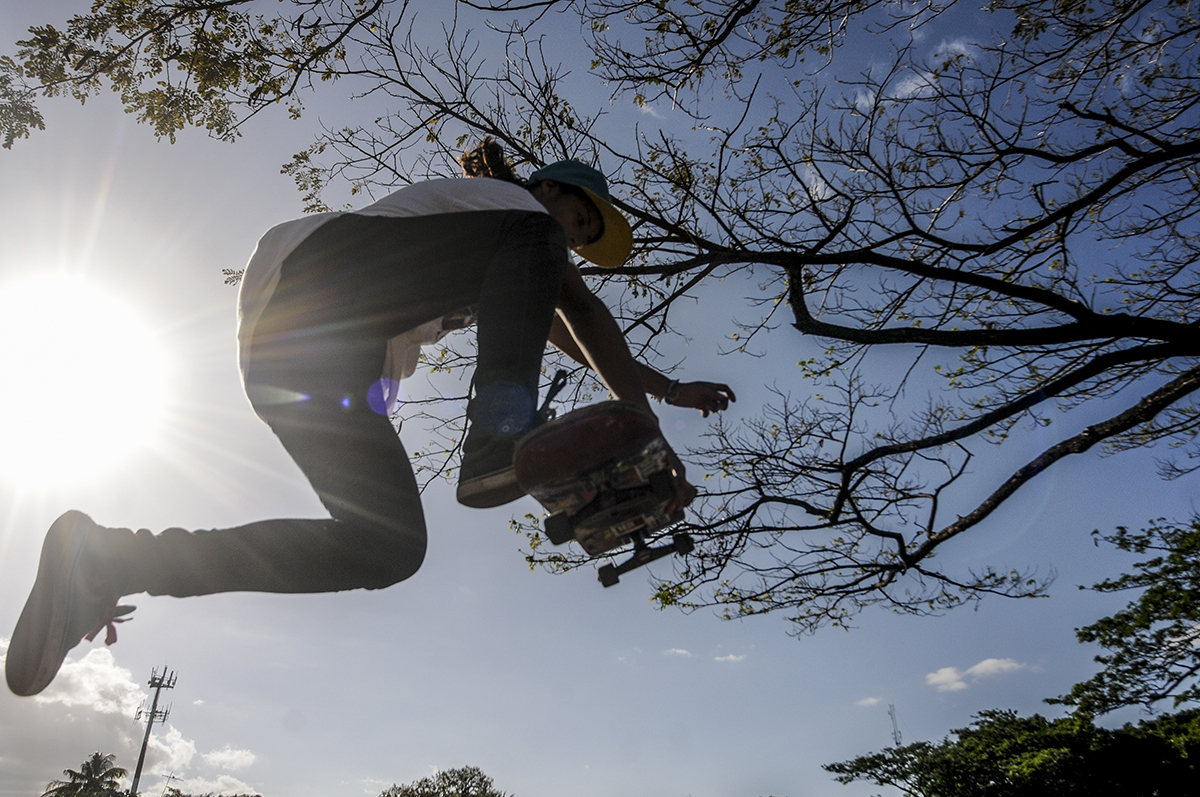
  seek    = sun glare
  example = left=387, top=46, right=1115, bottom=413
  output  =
left=0, top=275, right=168, bottom=485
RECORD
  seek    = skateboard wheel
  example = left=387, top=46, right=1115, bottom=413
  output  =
left=598, top=564, right=620, bottom=587
left=544, top=513, right=574, bottom=545
left=673, top=533, right=694, bottom=555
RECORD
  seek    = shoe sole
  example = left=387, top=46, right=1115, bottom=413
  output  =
left=457, top=469, right=527, bottom=508
left=6, top=511, right=93, bottom=697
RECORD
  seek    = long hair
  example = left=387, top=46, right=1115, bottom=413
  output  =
left=459, top=137, right=525, bottom=185
left=460, top=140, right=596, bottom=235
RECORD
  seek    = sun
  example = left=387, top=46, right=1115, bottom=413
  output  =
left=0, top=274, right=168, bottom=485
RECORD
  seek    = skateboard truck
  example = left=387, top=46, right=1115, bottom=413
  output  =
left=544, top=500, right=693, bottom=588
left=596, top=525, right=694, bottom=588
left=540, top=470, right=692, bottom=586
left=514, top=394, right=696, bottom=588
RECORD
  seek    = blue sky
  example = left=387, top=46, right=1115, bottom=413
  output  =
left=1, top=2, right=1195, bottom=796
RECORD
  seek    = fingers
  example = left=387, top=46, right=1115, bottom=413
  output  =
left=671, top=381, right=736, bottom=415
left=696, top=382, right=734, bottom=416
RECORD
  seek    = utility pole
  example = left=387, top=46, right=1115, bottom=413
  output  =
left=129, top=666, right=177, bottom=797
left=888, top=703, right=903, bottom=747
left=159, top=773, right=180, bottom=797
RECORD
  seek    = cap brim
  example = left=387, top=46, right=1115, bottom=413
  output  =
left=574, top=187, right=633, bottom=269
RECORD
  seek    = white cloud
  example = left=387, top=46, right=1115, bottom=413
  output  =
left=933, top=38, right=981, bottom=63
left=203, top=746, right=256, bottom=771
left=34, top=648, right=145, bottom=715
left=856, top=697, right=882, bottom=707
left=0, top=641, right=143, bottom=796
left=146, top=725, right=197, bottom=774
left=662, top=648, right=692, bottom=657
left=926, top=666, right=970, bottom=692
left=0, top=639, right=249, bottom=797
left=172, top=773, right=259, bottom=796
left=889, top=70, right=937, bottom=100
left=801, top=163, right=833, bottom=201
left=854, top=89, right=878, bottom=114
left=966, top=658, right=1025, bottom=679
left=714, top=654, right=744, bottom=662
left=193, top=699, right=205, bottom=705
left=926, top=658, right=1026, bottom=692
left=0, top=639, right=251, bottom=795
left=144, top=730, right=258, bottom=793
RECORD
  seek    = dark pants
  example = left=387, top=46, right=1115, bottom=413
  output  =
left=117, top=209, right=567, bottom=597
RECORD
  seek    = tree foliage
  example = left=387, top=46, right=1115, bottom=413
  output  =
left=824, top=708, right=1200, bottom=797
left=378, top=765, right=507, bottom=797
left=1048, top=518, right=1200, bottom=716
left=827, top=538, right=1200, bottom=794
left=0, top=0, right=385, bottom=147
left=8, top=0, right=1200, bottom=633
left=41, top=752, right=128, bottom=797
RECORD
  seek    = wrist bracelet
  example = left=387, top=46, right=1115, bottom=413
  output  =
left=664, top=379, right=680, bottom=405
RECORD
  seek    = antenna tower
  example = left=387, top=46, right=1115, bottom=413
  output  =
left=888, top=703, right=903, bottom=746
left=129, top=666, right=177, bottom=797
left=159, top=773, right=180, bottom=797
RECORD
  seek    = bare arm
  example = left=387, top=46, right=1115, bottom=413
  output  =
left=554, top=263, right=697, bottom=508
left=554, top=264, right=653, bottom=412
left=548, top=315, right=736, bottom=416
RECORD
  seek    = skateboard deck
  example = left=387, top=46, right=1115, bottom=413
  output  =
left=513, top=400, right=693, bottom=586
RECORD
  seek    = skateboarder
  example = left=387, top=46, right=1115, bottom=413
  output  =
left=6, top=139, right=735, bottom=697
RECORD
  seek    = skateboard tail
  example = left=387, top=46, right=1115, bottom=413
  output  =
left=513, top=401, right=662, bottom=491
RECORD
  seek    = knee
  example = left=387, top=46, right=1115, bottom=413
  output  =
left=360, top=522, right=427, bottom=590
left=506, top=213, right=569, bottom=267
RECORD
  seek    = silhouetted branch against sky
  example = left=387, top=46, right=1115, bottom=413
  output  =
left=8, top=0, right=1200, bottom=631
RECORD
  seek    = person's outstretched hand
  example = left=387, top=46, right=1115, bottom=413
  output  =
left=668, top=381, right=736, bottom=417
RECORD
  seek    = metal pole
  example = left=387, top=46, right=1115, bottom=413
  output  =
left=129, top=667, right=176, bottom=797
left=159, top=773, right=180, bottom=797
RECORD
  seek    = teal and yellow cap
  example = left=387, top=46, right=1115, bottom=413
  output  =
left=529, top=160, right=633, bottom=269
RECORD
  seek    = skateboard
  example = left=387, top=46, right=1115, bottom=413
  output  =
left=513, top=399, right=694, bottom=587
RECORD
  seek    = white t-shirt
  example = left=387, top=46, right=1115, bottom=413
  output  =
left=236, top=178, right=548, bottom=415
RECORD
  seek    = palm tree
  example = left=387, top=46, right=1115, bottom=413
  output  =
left=41, top=752, right=129, bottom=797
